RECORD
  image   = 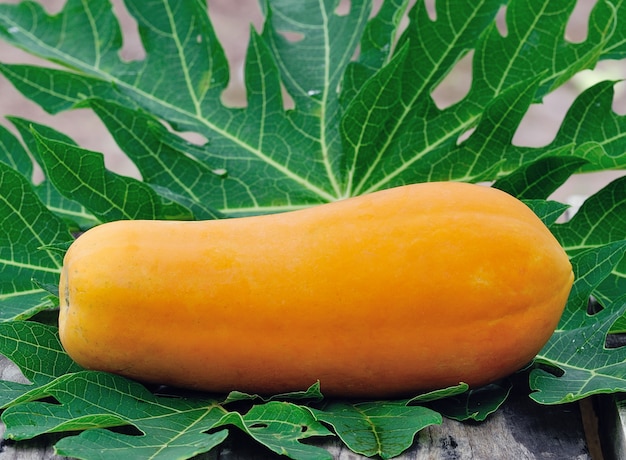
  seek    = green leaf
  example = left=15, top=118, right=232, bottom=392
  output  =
left=341, top=42, right=409, bottom=193
left=310, top=401, right=441, bottom=459
left=3, top=371, right=230, bottom=460
left=2, top=0, right=354, bottom=212
left=87, top=99, right=223, bottom=220
left=35, top=181, right=100, bottom=231
left=223, top=381, right=324, bottom=405
left=551, top=177, right=626, bottom=330
left=260, top=0, right=371, bottom=199
left=530, top=241, right=626, bottom=404
left=0, top=123, right=32, bottom=178
left=37, top=241, right=73, bottom=255
left=32, top=129, right=192, bottom=222
left=553, top=176, right=626, bottom=255
left=342, top=0, right=411, bottom=102
left=30, top=278, right=59, bottom=298
left=0, top=0, right=129, bottom=73
left=407, top=383, right=470, bottom=404
left=216, top=401, right=333, bottom=460
left=8, top=116, right=101, bottom=230
left=425, top=382, right=512, bottom=422
left=550, top=80, right=626, bottom=171
left=350, top=20, right=540, bottom=193
left=0, top=161, right=71, bottom=320
left=0, top=63, right=132, bottom=114
left=493, top=154, right=588, bottom=200
left=523, top=200, right=571, bottom=228
left=2, top=0, right=622, bottom=210
left=556, top=173, right=626, bottom=335
left=601, top=0, right=626, bottom=59
left=0, top=322, right=82, bottom=408
left=472, top=0, right=617, bottom=100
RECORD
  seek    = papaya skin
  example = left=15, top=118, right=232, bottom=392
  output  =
left=58, top=181, right=574, bottom=398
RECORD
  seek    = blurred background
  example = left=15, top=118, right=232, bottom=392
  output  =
left=0, top=0, right=624, bottom=209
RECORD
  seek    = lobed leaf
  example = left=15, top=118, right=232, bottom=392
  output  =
left=522, top=200, right=571, bottom=227
left=406, top=383, right=470, bottom=404
left=0, top=322, right=81, bottom=408
left=342, top=0, right=411, bottom=102
left=31, top=129, right=192, bottom=222
left=0, top=161, right=71, bottom=320
left=87, top=99, right=223, bottom=220
left=8, top=116, right=100, bottom=230
left=310, top=401, right=442, bottom=459
left=3, top=371, right=230, bottom=460
left=531, top=241, right=626, bottom=404
left=1, top=1, right=623, bottom=212
left=222, top=381, right=324, bottom=405
left=493, top=153, right=588, bottom=200
left=553, top=176, right=626, bottom=255
left=424, top=382, right=512, bottom=422
left=216, top=401, right=333, bottom=460
left=550, top=80, right=626, bottom=172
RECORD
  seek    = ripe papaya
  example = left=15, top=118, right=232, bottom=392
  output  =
left=58, top=182, right=574, bottom=397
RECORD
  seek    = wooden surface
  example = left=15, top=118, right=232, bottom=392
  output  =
left=0, top=383, right=597, bottom=460
left=596, top=394, right=626, bottom=460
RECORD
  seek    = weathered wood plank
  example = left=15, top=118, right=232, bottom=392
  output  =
left=0, top=433, right=67, bottom=460
left=596, top=394, right=626, bottom=460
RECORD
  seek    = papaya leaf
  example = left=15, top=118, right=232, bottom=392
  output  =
left=31, top=129, right=193, bottom=222
left=549, top=80, right=626, bottom=172
left=472, top=1, right=617, bottom=101
left=341, top=41, right=410, bottom=192
left=599, top=0, right=626, bottom=59
left=530, top=241, right=626, bottom=404
left=522, top=200, right=571, bottom=228
left=223, top=381, right=324, bottom=405
left=553, top=176, right=626, bottom=255
left=0, top=123, right=32, bottom=178
left=341, top=0, right=411, bottom=102
left=424, top=382, right=513, bottom=422
left=407, top=383, right=470, bottom=404
left=2, top=371, right=230, bottom=460
left=0, top=322, right=82, bottom=408
left=493, top=154, right=588, bottom=200
left=30, top=278, right=59, bottom=298
left=215, top=401, right=334, bottom=460
left=87, top=98, right=224, bottom=220
left=309, top=401, right=442, bottom=459
left=7, top=116, right=100, bottom=230
left=34, top=181, right=100, bottom=232
left=0, top=161, right=71, bottom=320
left=0, top=0, right=623, bottom=209
left=0, top=63, right=134, bottom=114
left=37, top=241, right=73, bottom=255
left=551, top=176, right=626, bottom=333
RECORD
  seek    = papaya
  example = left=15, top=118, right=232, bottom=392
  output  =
left=58, top=181, right=573, bottom=398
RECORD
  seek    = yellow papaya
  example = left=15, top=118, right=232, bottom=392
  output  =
left=58, top=181, right=573, bottom=397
